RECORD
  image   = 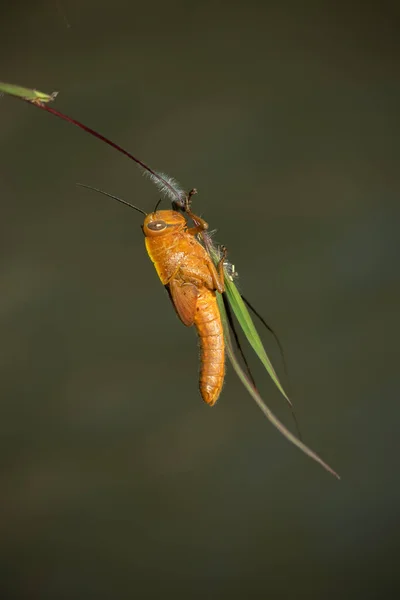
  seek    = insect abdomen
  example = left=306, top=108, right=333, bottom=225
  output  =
left=194, top=289, right=225, bottom=406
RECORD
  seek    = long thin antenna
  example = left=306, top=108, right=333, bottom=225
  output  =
left=153, top=198, right=163, bottom=214
left=22, top=100, right=186, bottom=205
left=76, top=183, right=147, bottom=215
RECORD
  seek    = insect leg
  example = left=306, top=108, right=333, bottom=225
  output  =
left=217, top=246, right=228, bottom=289
left=182, top=189, right=210, bottom=234
left=205, top=249, right=226, bottom=294
left=186, top=215, right=209, bottom=235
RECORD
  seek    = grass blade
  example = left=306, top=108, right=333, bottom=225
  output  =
left=216, top=293, right=340, bottom=479
left=0, top=82, right=58, bottom=104
left=205, top=239, right=290, bottom=403
left=224, top=273, right=291, bottom=403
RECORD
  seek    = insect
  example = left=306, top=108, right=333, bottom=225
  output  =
left=78, top=179, right=276, bottom=411
left=78, top=185, right=229, bottom=406
left=144, top=196, right=226, bottom=406
left=0, top=82, right=340, bottom=477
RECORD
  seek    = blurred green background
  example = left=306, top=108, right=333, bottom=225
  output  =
left=0, top=1, right=398, bottom=598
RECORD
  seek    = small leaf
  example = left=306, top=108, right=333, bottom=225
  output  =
left=0, top=82, right=58, bottom=104
left=224, top=273, right=290, bottom=403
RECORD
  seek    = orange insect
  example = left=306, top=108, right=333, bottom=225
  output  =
left=143, top=196, right=227, bottom=406
left=79, top=184, right=229, bottom=406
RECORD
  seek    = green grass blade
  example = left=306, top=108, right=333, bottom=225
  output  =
left=223, top=273, right=290, bottom=402
left=206, top=241, right=290, bottom=404
left=0, top=82, right=58, bottom=104
left=216, top=293, right=340, bottom=479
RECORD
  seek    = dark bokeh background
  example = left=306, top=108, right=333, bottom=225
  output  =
left=0, top=1, right=399, bottom=598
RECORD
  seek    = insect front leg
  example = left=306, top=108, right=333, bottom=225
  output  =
left=186, top=213, right=209, bottom=236
left=182, top=189, right=210, bottom=235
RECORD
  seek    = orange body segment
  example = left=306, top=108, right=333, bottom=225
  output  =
left=143, top=209, right=225, bottom=405
left=194, top=288, right=225, bottom=406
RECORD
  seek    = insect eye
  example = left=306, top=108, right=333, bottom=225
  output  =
left=147, top=220, right=167, bottom=231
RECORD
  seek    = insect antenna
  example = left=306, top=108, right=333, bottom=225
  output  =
left=222, top=293, right=257, bottom=389
left=76, top=183, right=147, bottom=215
left=21, top=100, right=187, bottom=206
left=153, top=198, right=163, bottom=214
